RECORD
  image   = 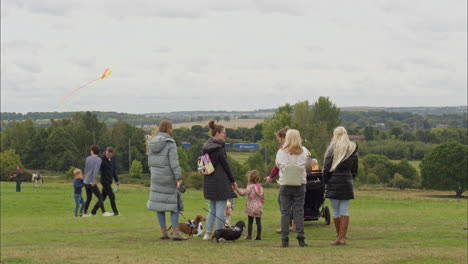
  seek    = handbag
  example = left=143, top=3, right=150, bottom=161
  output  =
left=197, top=153, right=215, bottom=175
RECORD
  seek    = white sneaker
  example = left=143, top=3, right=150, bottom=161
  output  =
left=103, top=212, right=114, bottom=216
left=83, top=214, right=96, bottom=217
left=203, top=233, right=211, bottom=241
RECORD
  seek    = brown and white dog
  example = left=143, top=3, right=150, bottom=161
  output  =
left=169, top=215, right=206, bottom=238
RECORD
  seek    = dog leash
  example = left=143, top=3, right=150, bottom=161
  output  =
left=203, top=208, right=231, bottom=229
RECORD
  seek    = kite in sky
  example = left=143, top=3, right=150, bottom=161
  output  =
left=62, top=68, right=112, bottom=104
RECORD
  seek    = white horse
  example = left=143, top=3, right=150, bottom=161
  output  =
left=32, top=173, right=44, bottom=186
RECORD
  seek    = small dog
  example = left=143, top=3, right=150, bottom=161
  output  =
left=213, top=220, right=245, bottom=243
left=172, top=215, right=206, bottom=238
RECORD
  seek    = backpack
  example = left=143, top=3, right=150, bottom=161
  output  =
left=197, top=153, right=215, bottom=175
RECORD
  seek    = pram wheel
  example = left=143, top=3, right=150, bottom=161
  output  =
left=324, top=206, right=331, bottom=225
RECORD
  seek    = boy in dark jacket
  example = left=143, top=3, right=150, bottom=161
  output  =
left=73, top=169, right=85, bottom=217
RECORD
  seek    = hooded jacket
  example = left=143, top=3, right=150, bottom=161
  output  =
left=147, top=132, right=183, bottom=212
left=323, top=144, right=359, bottom=200
left=202, top=138, right=237, bottom=201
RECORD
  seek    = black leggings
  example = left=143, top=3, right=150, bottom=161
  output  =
left=84, top=184, right=105, bottom=215
left=247, top=216, right=262, bottom=238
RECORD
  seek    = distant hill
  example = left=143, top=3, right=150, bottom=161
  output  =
left=1, top=106, right=466, bottom=128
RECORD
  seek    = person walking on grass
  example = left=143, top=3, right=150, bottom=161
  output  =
left=235, top=170, right=264, bottom=240
left=323, top=126, right=358, bottom=246
left=202, top=120, right=238, bottom=241
left=83, top=145, right=113, bottom=217
left=275, top=129, right=310, bottom=248
left=92, top=147, right=120, bottom=216
left=13, top=165, right=24, bottom=192
left=147, top=120, right=186, bottom=241
left=73, top=168, right=85, bottom=217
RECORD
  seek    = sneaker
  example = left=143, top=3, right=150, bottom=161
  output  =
left=113, top=213, right=121, bottom=216
left=203, top=233, right=211, bottom=241
left=103, top=212, right=114, bottom=216
left=82, top=214, right=96, bottom=217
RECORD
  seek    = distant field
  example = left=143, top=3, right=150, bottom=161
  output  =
left=171, top=119, right=264, bottom=129
left=228, top=152, right=256, bottom=164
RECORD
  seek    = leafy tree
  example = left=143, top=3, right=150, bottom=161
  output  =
left=421, top=141, right=468, bottom=197
left=223, top=116, right=231, bottom=122
left=363, top=126, right=375, bottom=140
left=390, top=127, right=403, bottom=138
left=130, top=160, right=143, bottom=178
left=177, top=146, right=191, bottom=176
left=0, top=150, right=22, bottom=181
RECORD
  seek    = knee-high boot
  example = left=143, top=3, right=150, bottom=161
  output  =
left=330, top=217, right=341, bottom=245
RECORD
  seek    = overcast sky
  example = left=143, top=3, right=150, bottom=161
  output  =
left=1, top=0, right=467, bottom=114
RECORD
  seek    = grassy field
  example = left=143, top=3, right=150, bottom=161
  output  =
left=228, top=152, right=256, bottom=164
left=1, top=182, right=466, bottom=264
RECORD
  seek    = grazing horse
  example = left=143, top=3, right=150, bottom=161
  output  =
left=32, top=173, right=44, bottom=186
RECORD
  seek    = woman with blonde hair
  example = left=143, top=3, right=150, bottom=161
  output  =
left=323, top=126, right=358, bottom=246
left=275, top=129, right=310, bottom=248
left=146, top=120, right=186, bottom=241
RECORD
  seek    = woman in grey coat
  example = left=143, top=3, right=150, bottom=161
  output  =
left=147, top=120, right=186, bottom=241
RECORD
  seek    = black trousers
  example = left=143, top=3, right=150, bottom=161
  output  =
left=99, top=183, right=118, bottom=215
left=84, top=184, right=105, bottom=215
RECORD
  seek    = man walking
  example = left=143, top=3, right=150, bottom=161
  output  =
left=15, top=166, right=24, bottom=192
left=93, top=147, right=120, bottom=216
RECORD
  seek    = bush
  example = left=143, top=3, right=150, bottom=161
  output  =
left=0, top=150, right=22, bottom=181
left=66, top=167, right=76, bottom=180
left=130, top=160, right=143, bottom=178
left=391, top=173, right=413, bottom=190
left=366, top=173, right=380, bottom=184
left=186, top=172, right=203, bottom=190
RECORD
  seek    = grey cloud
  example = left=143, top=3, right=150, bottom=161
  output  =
left=14, top=61, right=42, bottom=74
left=69, top=57, right=96, bottom=69
left=152, top=47, right=171, bottom=53
left=7, top=0, right=75, bottom=16
left=253, top=0, right=311, bottom=16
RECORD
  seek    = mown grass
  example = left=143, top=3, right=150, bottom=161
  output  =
left=1, top=182, right=466, bottom=264
left=228, top=152, right=255, bottom=164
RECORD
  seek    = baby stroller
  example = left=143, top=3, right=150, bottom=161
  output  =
left=304, top=170, right=330, bottom=225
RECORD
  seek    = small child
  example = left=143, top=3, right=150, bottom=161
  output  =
left=225, top=199, right=233, bottom=228
left=73, top=169, right=85, bottom=217
left=235, top=170, right=265, bottom=240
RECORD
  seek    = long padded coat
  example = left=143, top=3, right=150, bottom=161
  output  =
left=323, top=144, right=359, bottom=200
left=202, top=138, right=237, bottom=201
left=147, top=132, right=184, bottom=212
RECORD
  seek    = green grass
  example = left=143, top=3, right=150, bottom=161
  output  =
left=1, top=182, right=467, bottom=264
left=228, top=152, right=255, bottom=164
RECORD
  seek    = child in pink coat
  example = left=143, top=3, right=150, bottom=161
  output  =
left=235, top=170, right=265, bottom=240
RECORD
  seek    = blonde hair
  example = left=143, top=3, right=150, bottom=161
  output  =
left=147, top=120, right=173, bottom=153
left=282, top=129, right=304, bottom=155
left=324, top=126, right=356, bottom=172
left=73, top=168, right=82, bottom=177
left=247, top=170, right=260, bottom=184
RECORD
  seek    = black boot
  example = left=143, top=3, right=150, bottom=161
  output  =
left=255, top=217, right=262, bottom=240
left=245, top=216, right=253, bottom=240
left=298, top=238, right=308, bottom=247
left=282, top=238, right=289, bottom=248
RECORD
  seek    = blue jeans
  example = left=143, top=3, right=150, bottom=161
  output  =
left=74, top=194, right=85, bottom=216
left=157, top=211, right=179, bottom=228
left=206, top=200, right=227, bottom=233
left=16, top=181, right=22, bottom=192
left=329, top=199, right=350, bottom=218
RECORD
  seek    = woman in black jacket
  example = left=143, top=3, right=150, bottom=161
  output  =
left=323, top=126, right=358, bottom=245
left=202, top=120, right=238, bottom=240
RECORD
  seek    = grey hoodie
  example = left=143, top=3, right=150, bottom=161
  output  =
left=147, top=132, right=183, bottom=212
